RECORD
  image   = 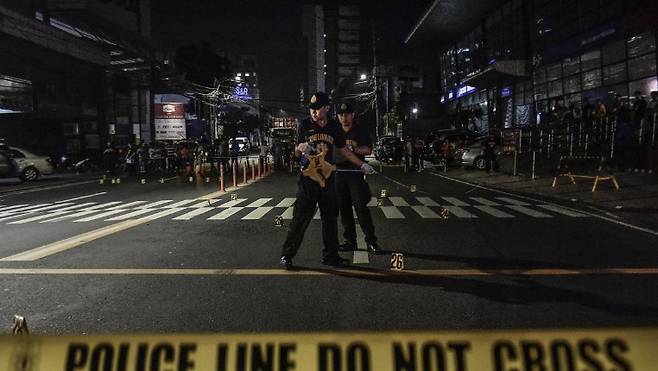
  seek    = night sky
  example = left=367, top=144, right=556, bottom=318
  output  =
left=152, top=0, right=433, bottom=110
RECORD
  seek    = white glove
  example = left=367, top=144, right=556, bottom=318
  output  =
left=296, top=142, right=312, bottom=155
left=360, top=163, right=376, bottom=175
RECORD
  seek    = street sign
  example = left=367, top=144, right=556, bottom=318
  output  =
left=390, top=253, right=404, bottom=271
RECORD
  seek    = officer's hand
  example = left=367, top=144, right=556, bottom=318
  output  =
left=299, top=155, right=310, bottom=169
left=360, top=163, right=376, bottom=175
left=296, top=143, right=312, bottom=155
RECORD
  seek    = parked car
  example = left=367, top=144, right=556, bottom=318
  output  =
left=454, top=137, right=502, bottom=170
left=0, top=147, right=54, bottom=181
left=374, top=136, right=402, bottom=163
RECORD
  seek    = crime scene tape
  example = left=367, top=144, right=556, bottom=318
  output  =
left=2, top=328, right=657, bottom=370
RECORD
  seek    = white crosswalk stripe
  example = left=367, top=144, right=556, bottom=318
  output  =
left=506, top=205, right=553, bottom=218
left=366, top=197, right=378, bottom=207
left=209, top=207, right=245, bottom=220
left=537, top=204, right=588, bottom=217
left=173, top=207, right=214, bottom=220
left=0, top=196, right=593, bottom=224
left=242, top=207, right=274, bottom=220
left=442, top=197, right=470, bottom=207
left=275, top=198, right=296, bottom=208
left=411, top=206, right=441, bottom=219
left=106, top=209, right=155, bottom=221
left=0, top=204, right=29, bottom=212
left=313, top=209, right=321, bottom=220
left=470, top=197, right=501, bottom=206
left=473, top=205, right=515, bottom=218
left=74, top=209, right=130, bottom=222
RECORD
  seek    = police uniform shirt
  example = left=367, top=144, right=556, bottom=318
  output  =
left=297, top=117, right=346, bottom=165
left=335, top=124, right=372, bottom=170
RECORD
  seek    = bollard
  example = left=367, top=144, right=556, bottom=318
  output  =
left=252, top=160, right=256, bottom=181
left=585, top=134, right=589, bottom=155
left=379, top=162, right=383, bottom=173
left=513, top=150, right=518, bottom=176
left=610, top=123, right=616, bottom=159
left=569, top=131, right=574, bottom=157
left=639, top=119, right=645, bottom=145
left=232, top=161, right=238, bottom=188
left=219, top=166, right=225, bottom=192
left=243, top=159, right=248, bottom=184
left=257, top=159, right=262, bottom=178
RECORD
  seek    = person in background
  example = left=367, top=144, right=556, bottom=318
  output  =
left=259, top=141, right=270, bottom=170
left=483, top=134, right=499, bottom=173
left=632, top=91, right=648, bottom=127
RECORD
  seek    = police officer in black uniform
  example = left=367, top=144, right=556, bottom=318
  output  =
left=335, top=102, right=382, bottom=254
left=280, top=92, right=376, bottom=269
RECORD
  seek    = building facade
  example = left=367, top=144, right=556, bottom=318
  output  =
left=434, top=0, right=657, bottom=132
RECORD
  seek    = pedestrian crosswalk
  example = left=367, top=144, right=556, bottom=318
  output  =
left=0, top=196, right=590, bottom=225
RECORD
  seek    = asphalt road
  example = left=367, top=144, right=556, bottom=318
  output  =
left=0, top=164, right=657, bottom=334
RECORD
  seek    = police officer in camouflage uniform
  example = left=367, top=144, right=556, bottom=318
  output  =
left=280, top=92, right=376, bottom=269
left=335, top=102, right=382, bottom=254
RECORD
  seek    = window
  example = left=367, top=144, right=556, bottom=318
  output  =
left=535, top=84, right=548, bottom=100
left=563, top=57, right=580, bottom=76
left=564, top=75, right=581, bottom=94
left=533, top=68, right=546, bottom=85
left=10, top=150, right=25, bottom=159
left=628, top=54, right=657, bottom=80
left=603, top=63, right=627, bottom=86
left=602, top=40, right=626, bottom=65
left=629, top=77, right=658, bottom=97
left=549, top=80, right=563, bottom=98
left=628, top=33, right=656, bottom=58
left=582, top=69, right=602, bottom=90
left=581, top=50, right=601, bottom=71
left=546, top=63, right=562, bottom=81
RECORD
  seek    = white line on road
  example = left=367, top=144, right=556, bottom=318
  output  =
left=55, top=192, right=107, bottom=203
left=275, top=198, right=296, bottom=208
left=430, top=172, right=658, bottom=236
left=208, top=207, right=245, bottom=220
left=74, top=209, right=130, bottom=222
left=172, top=207, right=214, bottom=220
left=366, top=197, right=378, bottom=207
left=106, top=209, right=155, bottom=221
left=246, top=198, right=273, bottom=208
left=136, top=200, right=174, bottom=209
left=0, top=204, right=29, bottom=212
left=0, top=203, right=53, bottom=215
left=470, top=197, right=501, bottom=206
left=163, top=199, right=199, bottom=208
left=443, top=206, right=478, bottom=218
left=389, top=197, right=410, bottom=207
left=242, top=206, right=274, bottom=220
left=0, top=219, right=146, bottom=261
left=537, top=204, right=588, bottom=218
left=473, top=205, right=515, bottom=218
left=497, top=197, right=531, bottom=206
left=411, top=206, right=441, bottom=219
left=281, top=206, right=294, bottom=219
left=8, top=210, right=76, bottom=225
left=416, top=197, right=440, bottom=207
left=107, top=201, right=147, bottom=210
left=140, top=208, right=184, bottom=221
left=379, top=206, right=405, bottom=219
left=39, top=209, right=103, bottom=223
left=442, top=197, right=470, bottom=207
left=506, top=205, right=553, bottom=218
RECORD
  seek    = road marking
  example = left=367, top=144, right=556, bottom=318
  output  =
left=366, top=197, right=378, bottom=207
left=442, top=197, right=470, bottom=207
left=443, top=206, right=478, bottom=218
left=0, top=203, right=53, bottom=215
left=275, top=198, right=295, bottom=208
left=0, top=204, right=29, bottom=212
left=140, top=208, right=184, bottom=221
left=411, top=206, right=441, bottom=219
left=281, top=206, right=294, bottom=219
left=497, top=197, right=531, bottom=206
left=209, top=207, right=244, bottom=220
left=352, top=227, right=370, bottom=264
left=136, top=200, right=174, bottom=209
left=246, top=198, right=273, bottom=207
left=537, top=204, right=588, bottom=218
left=431, top=172, right=658, bottom=237
left=0, top=219, right=146, bottom=261
left=173, top=207, right=214, bottom=220
left=473, top=205, right=515, bottom=218
left=506, top=205, right=553, bottom=218
left=470, top=197, right=501, bottom=206
left=379, top=206, right=405, bottom=219
left=0, top=267, right=657, bottom=276
left=389, top=197, right=410, bottom=207
left=416, top=197, right=440, bottom=207
left=8, top=210, right=76, bottom=224
left=107, top=201, right=147, bottom=210
left=217, top=199, right=247, bottom=208
left=164, top=199, right=199, bottom=208
left=242, top=206, right=274, bottom=220
left=74, top=209, right=129, bottom=222
left=46, top=202, right=97, bottom=212
left=106, top=209, right=155, bottom=221
left=40, top=209, right=102, bottom=223
left=189, top=199, right=221, bottom=208
left=55, top=192, right=107, bottom=203
left=83, top=202, right=123, bottom=210
left=0, top=204, right=74, bottom=222
left=313, top=208, right=321, bottom=220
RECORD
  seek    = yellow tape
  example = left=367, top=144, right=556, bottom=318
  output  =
left=2, top=328, right=656, bottom=370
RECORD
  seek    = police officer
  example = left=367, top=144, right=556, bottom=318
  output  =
left=280, top=92, right=376, bottom=269
left=335, top=102, right=382, bottom=254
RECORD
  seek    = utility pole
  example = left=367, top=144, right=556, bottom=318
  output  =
left=372, top=22, right=380, bottom=140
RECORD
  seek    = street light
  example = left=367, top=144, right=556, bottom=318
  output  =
left=412, top=107, right=419, bottom=114
left=360, top=74, right=367, bottom=81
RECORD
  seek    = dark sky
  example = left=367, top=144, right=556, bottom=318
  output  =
left=152, top=0, right=433, bottom=110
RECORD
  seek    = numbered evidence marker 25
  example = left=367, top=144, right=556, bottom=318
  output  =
left=390, top=253, right=405, bottom=271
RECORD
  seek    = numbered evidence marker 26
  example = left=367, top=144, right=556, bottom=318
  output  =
left=274, top=215, right=284, bottom=227
left=390, top=253, right=405, bottom=271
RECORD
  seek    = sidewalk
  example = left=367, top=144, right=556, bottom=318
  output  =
left=442, top=166, right=658, bottom=230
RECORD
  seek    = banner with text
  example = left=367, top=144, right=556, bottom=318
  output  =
left=155, top=103, right=186, bottom=140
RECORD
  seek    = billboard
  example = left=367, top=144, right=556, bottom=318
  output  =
left=154, top=103, right=186, bottom=140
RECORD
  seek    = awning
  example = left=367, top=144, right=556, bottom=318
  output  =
left=462, top=60, right=528, bottom=88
